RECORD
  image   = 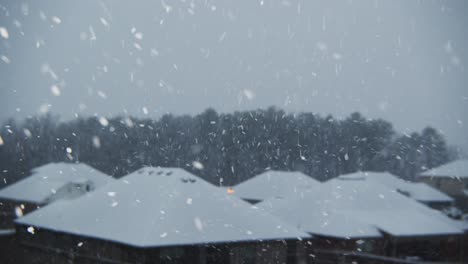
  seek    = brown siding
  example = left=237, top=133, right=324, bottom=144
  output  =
left=419, top=176, right=466, bottom=196
left=419, top=177, right=468, bottom=211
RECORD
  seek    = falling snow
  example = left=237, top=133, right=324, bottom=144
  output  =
left=51, top=16, right=62, bottom=24
left=192, top=161, right=204, bottom=170
left=1, top=55, right=11, bottom=64
left=23, top=128, right=32, bottom=138
left=50, top=85, right=61, bottom=96
left=27, top=226, right=35, bottom=234
left=98, top=117, right=109, bottom=127
left=0, top=1, right=466, bottom=262
left=243, top=89, right=255, bottom=100
left=92, top=136, right=101, bottom=148
left=194, top=217, right=203, bottom=231
left=15, top=206, right=23, bottom=217
left=0, top=27, right=9, bottom=39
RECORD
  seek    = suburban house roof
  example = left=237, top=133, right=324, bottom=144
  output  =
left=419, top=160, right=468, bottom=179
left=259, top=195, right=382, bottom=239
left=16, top=167, right=309, bottom=248
left=0, top=162, right=113, bottom=204
left=258, top=177, right=463, bottom=238
left=337, top=171, right=453, bottom=203
left=232, top=170, right=320, bottom=201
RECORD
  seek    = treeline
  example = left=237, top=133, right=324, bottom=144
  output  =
left=0, top=107, right=455, bottom=186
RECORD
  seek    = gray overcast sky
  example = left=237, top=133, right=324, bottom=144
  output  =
left=0, top=0, right=467, bottom=149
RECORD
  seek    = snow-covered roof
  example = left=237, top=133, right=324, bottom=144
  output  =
left=232, top=170, right=320, bottom=201
left=260, top=197, right=382, bottom=238
left=419, top=160, right=468, bottom=179
left=258, top=178, right=463, bottom=238
left=16, top=167, right=309, bottom=248
left=451, top=220, right=468, bottom=232
left=407, top=183, right=454, bottom=202
left=338, top=171, right=453, bottom=203
left=0, top=162, right=113, bottom=204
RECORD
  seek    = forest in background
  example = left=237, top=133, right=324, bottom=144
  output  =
left=0, top=107, right=457, bottom=186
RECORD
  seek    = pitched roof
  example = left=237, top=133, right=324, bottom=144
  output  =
left=406, top=183, right=454, bottom=202
left=16, top=167, right=309, bottom=248
left=0, top=162, right=113, bottom=204
left=232, top=170, right=320, bottom=201
left=258, top=178, right=463, bottom=238
left=419, top=160, right=468, bottom=179
left=259, top=196, right=382, bottom=239
left=338, top=171, right=453, bottom=203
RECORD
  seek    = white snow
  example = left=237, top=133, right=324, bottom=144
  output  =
left=92, top=136, right=101, bottom=148
left=242, top=89, right=255, bottom=101
left=27, top=226, right=35, bottom=234
left=1, top=55, right=10, bottom=64
left=51, top=16, right=61, bottom=24
left=405, top=183, right=454, bottom=203
left=99, top=17, right=109, bottom=28
left=0, top=162, right=113, bottom=204
left=50, top=85, right=61, bottom=96
left=451, top=219, right=468, bottom=231
left=0, top=27, right=9, bottom=39
left=192, top=161, right=204, bottom=170
left=260, top=196, right=381, bottom=238
left=232, top=170, right=320, bottom=202
left=134, top=32, right=143, bottom=40
left=419, top=160, right=468, bottom=179
left=98, top=117, right=109, bottom=127
left=14, top=206, right=23, bottom=217
left=23, top=128, right=32, bottom=138
left=337, top=171, right=453, bottom=203
left=258, top=178, right=463, bottom=238
left=16, top=167, right=309, bottom=247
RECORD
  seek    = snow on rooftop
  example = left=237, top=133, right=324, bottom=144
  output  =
left=259, top=197, right=381, bottom=239
left=16, top=167, right=309, bottom=248
left=0, top=162, right=113, bottom=204
left=407, top=183, right=453, bottom=202
left=232, top=170, right=320, bottom=201
left=451, top=220, right=468, bottom=232
left=338, top=171, right=453, bottom=203
left=258, top=178, right=463, bottom=238
left=419, top=160, right=468, bottom=179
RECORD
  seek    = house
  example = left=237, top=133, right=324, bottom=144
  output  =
left=231, top=170, right=320, bottom=204
left=260, top=194, right=383, bottom=254
left=337, top=171, right=454, bottom=210
left=0, top=162, right=113, bottom=229
left=258, top=177, right=465, bottom=262
left=15, top=167, right=309, bottom=264
left=418, top=160, right=468, bottom=211
left=0, top=162, right=113, bottom=263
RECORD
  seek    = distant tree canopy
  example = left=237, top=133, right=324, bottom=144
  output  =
left=0, top=107, right=455, bottom=186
